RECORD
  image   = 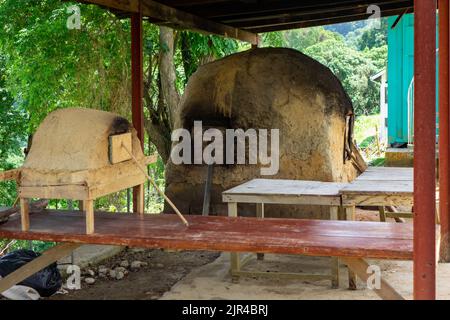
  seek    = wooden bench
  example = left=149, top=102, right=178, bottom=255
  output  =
left=0, top=209, right=421, bottom=300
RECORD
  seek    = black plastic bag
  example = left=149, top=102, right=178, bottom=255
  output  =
left=0, top=249, right=62, bottom=297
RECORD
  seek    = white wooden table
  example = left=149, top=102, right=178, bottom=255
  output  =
left=340, top=167, right=415, bottom=221
left=222, top=178, right=354, bottom=287
left=341, top=167, right=413, bottom=206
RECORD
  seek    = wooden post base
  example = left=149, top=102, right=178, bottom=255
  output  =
left=341, top=257, right=404, bottom=300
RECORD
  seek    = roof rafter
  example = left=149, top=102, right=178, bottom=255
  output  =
left=77, top=0, right=259, bottom=44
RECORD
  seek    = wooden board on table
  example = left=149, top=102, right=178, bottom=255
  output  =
left=358, top=167, right=413, bottom=181
left=0, top=209, right=418, bottom=260
left=222, top=179, right=346, bottom=205
left=340, top=179, right=413, bottom=196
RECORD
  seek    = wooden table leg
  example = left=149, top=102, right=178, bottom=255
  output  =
left=344, top=206, right=357, bottom=290
left=379, top=206, right=387, bottom=222
left=19, top=198, right=30, bottom=232
left=256, top=203, right=265, bottom=261
left=228, top=202, right=240, bottom=281
left=0, top=243, right=81, bottom=294
left=341, top=257, right=404, bottom=300
left=136, top=184, right=145, bottom=216
left=84, top=199, right=95, bottom=235
left=330, top=206, right=340, bottom=288
left=345, top=206, right=356, bottom=221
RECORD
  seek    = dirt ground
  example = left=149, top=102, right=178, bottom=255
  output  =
left=51, top=248, right=219, bottom=300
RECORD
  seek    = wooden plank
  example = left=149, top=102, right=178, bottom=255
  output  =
left=358, top=167, right=413, bottom=181
left=247, top=7, right=410, bottom=33
left=223, top=179, right=344, bottom=205
left=20, top=185, right=89, bottom=200
left=0, top=210, right=418, bottom=260
left=223, top=194, right=341, bottom=206
left=342, top=194, right=413, bottom=207
left=340, top=180, right=413, bottom=195
left=78, top=0, right=258, bottom=44
left=0, top=243, right=81, bottom=294
left=91, top=173, right=147, bottom=199
left=341, top=257, right=405, bottom=300
left=0, top=169, right=19, bottom=181
left=386, top=212, right=413, bottom=219
left=224, top=179, right=346, bottom=196
left=20, top=173, right=147, bottom=201
left=109, top=133, right=132, bottom=164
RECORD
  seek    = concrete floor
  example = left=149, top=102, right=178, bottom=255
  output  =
left=161, top=253, right=450, bottom=300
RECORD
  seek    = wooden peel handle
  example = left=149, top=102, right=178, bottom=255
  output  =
left=121, top=144, right=189, bottom=227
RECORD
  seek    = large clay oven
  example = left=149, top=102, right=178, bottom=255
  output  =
left=165, top=48, right=362, bottom=219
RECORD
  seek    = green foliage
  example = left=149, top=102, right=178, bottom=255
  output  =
left=354, top=114, right=386, bottom=163
left=304, top=39, right=379, bottom=115
left=0, top=54, right=27, bottom=206
left=0, top=0, right=131, bottom=130
left=284, top=27, right=343, bottom=52
left=346, top=19, right=388, bottom=50
left=261, top=32, right=285, bottom=48
left=177, top=31, right=238, bottom=85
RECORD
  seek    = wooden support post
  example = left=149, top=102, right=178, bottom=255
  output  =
left=329, top=206, right=338, bottom=220
left=0, top=243, right=81, bottom=294
left=131, top=1, right=145, bottom=214
left=341, top=257, right=404, bottom=300
left=84, top=200, right=94, bottom=234
left=331, top=256, right=340, bottom=289
left=136, top=184, right=145, bottom=216
left=414, top=0, right=437, bottom=300
left=256, top=203, right=265, bottom=261
left=228, top=202, right=240, bottom=281
left=342, top=206, right=357, bottom=289
left=345, top=206, right=355, bottom=221
left=19, top=198, right=30, bottom=232
left=78, top=200, right=85, bottom=211
left=439, top=0, right=450, bottom=262
left=330, top=206, right=340, bottom=288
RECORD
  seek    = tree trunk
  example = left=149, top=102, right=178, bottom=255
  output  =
left=159, top=26, right=180, bottom=127
left=143, top=27, right=181, bottom=163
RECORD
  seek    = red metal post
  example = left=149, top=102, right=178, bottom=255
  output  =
left=414, top=0, right=437, bottom=300
left=131, top=2, right=144, bottom=213
left=439, top=0, right=450, bottom=262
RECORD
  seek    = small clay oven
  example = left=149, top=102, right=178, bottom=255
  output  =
left=17, top=108, right=155, bottom=234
